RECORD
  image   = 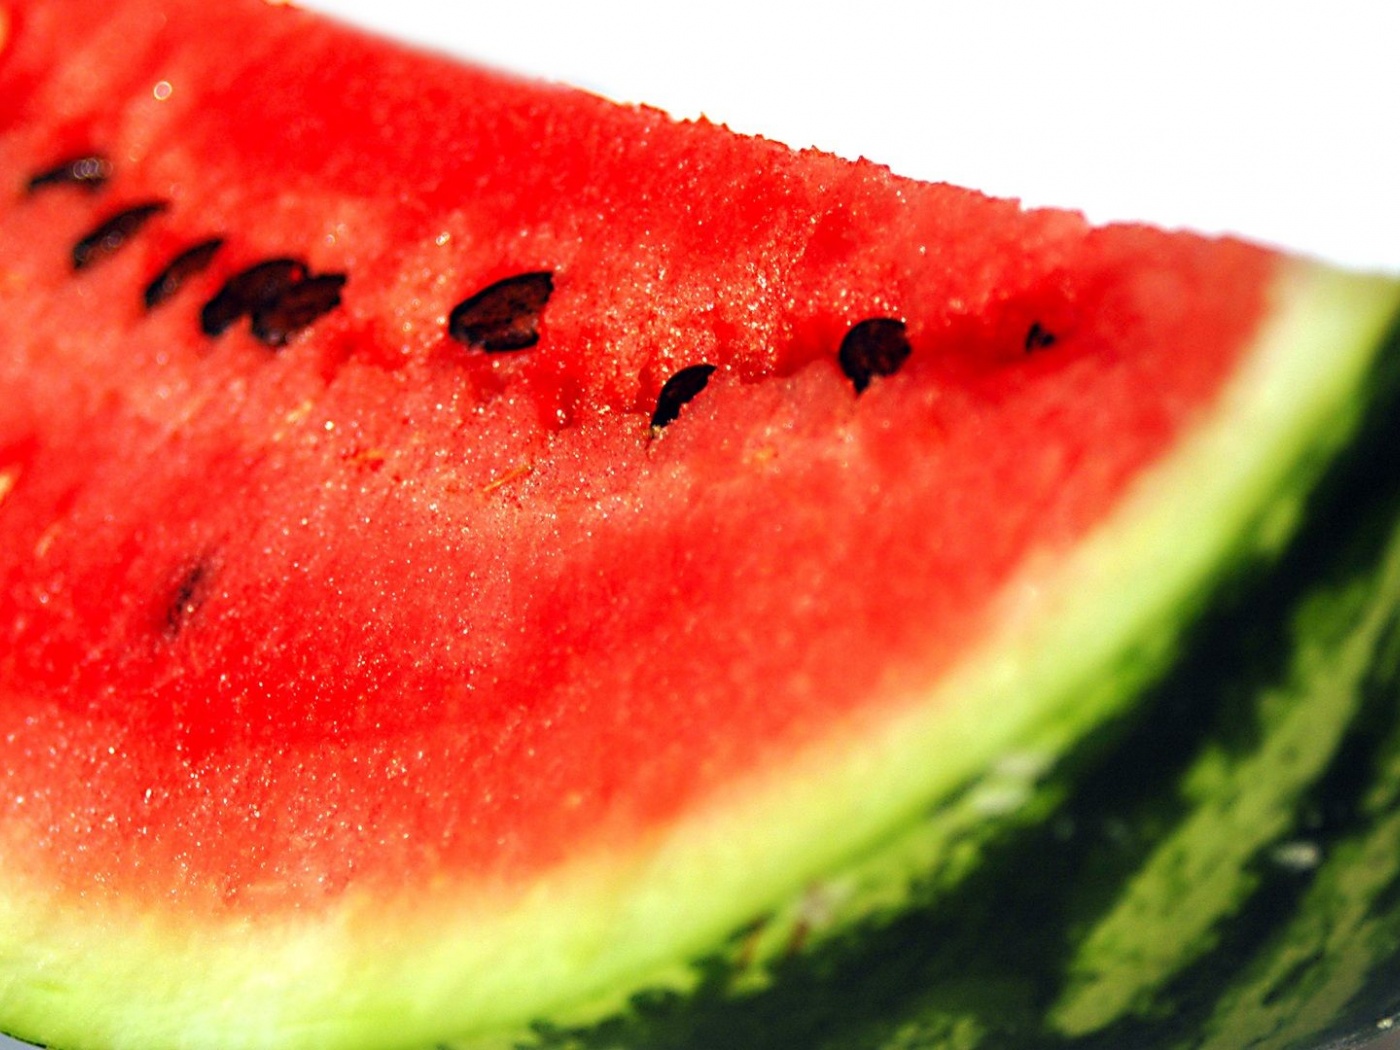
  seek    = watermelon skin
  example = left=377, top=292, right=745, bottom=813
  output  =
left=2, top=2, right=1400, bottom=1049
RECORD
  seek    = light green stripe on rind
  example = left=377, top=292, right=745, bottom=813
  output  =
left=857, top=1015, right=990, bottom=1050
left=1198, top=758, right=1400, bottom=1050
left=1050, top=490, right=1400, bottom=1038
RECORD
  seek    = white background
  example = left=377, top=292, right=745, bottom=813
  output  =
left=4, top=3, right=1399, bottom=1049
left=300, top=0, right=1400, bottom=274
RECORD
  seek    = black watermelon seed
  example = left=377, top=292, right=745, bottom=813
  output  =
left=448, top=271, right=554, bottom=352
left=201, top=258, right=308, bottom=337
left=838, top=317, right=911, bottom=394
left=71, top=201, right=167, bottom=271
left=26, top=155, right=112, bottom=195
left=650, top=364, right=717, bottom=429
left=251, top=273, right=348, bottom=348
left=164, top=560, right=211, bottom=638
left=1025, top=322, right=1057, bottom=352
left=144, top=238, right=225, bottom=310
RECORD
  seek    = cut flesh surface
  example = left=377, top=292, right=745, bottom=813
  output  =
left=0, top=2, right=1397, bottom=1048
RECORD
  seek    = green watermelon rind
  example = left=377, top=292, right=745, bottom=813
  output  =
left=1049, top=500, right=1400, bottom=1037
left=1049, top=489, right=1400, bottom=1049
left=1192, top=643, right=1400, bottom=1050
left=0, top=262, right=1396, bottom=1050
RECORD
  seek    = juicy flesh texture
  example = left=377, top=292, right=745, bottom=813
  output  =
left=0, top=0, right=1274, bottom=911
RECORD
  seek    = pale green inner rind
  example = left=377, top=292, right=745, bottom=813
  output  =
left=0, top=261, right=1397, bottom=1050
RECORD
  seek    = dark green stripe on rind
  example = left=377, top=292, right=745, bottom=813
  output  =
left=508, top=310, right=1400, bottom=1050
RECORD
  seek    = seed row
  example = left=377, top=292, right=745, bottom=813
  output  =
left=24, top=151, right=1060, bottom=427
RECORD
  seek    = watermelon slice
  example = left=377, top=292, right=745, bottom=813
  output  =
left=2, top=2, right=1399, bottom=1049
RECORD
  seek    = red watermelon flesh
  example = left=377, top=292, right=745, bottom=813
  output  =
left=3, top=2, right=1399, bottom=1048
left=0, top=0, right=1274, bottom=905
